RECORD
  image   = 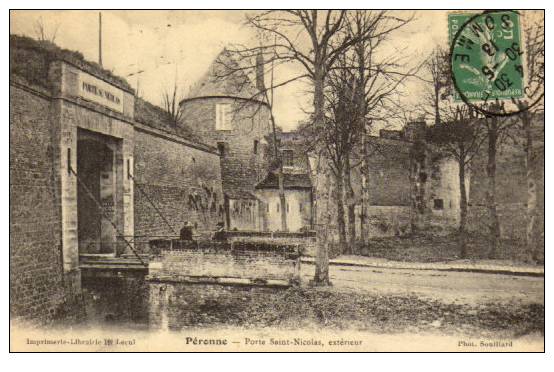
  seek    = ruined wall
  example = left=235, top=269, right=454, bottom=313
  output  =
left=9, top=81, right=66, bottom=323
left=467, top=119, right=545, bottom=242
left=426, top=156, right=467, bottom=230
left=180, top=97, right=272, bottom=195
left=133, top=126, right=224, bottom=238
left=312, top=133, right=464, bottom=243
left=364, top=138, right=412, bottom=206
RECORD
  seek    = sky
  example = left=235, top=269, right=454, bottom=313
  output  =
left=10, top=10, right=451, bottom=131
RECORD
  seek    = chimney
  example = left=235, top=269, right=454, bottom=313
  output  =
left=256, top=52, right=265, bottom=92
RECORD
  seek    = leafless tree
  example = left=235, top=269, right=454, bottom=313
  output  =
left=161, top=79, right=185, bottom=127
left=219, top=10, right=414, bottom=285
left=482, top=103, right=519, bottom=259
left=319, top=62, right=365, bottom=254
left=422, top=46, right=485, bottom=257
left=33, top=16, right=60, bottom=43
left=298, top=11, right=418, bottom=254
left=346, top=11, right=418, bottom=246
left=422, top=46, right=452, bottom=125
left=426, top=106, right=485, bottom=257
left=516, top=20, right=544, bottom=262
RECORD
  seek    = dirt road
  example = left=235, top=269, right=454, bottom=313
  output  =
left=301, top=263, right=544, bottom=305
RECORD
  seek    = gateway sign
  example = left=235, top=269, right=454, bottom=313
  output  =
left=78, top=72, right=124, bottom=113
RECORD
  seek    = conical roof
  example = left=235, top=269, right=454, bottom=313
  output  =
left=183, top=49, right=263, bottom=102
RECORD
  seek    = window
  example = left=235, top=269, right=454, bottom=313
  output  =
left=286, top=203, right=289, bottom=213
left=215, top=103, right=232, bottom=130
left=276, top=203, right=280, bottom=213
left=253, top=140, right=259, bottom=154
left=299, top=202, right=303, bottom=213
left=217, top=142, right=226, bottom=157
left=282, top=149, right=294, bottom=167
left=433, top=199, right=444, bottom=210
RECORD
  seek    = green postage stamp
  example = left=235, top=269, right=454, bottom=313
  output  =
left=449, top=11, right=524, bottom=104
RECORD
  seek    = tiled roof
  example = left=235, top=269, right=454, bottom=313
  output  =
left=224, top=190, right=259, bottom=200
left=255, top=171, right=312, bottom=190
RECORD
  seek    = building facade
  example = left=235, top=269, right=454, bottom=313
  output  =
left=254, top=131, right=314, bottom=232
left=309, top=122, right=465, bottom=240
left=180, top=49, right=273, bottom=230
left=9, top=35, right=223, bottom=324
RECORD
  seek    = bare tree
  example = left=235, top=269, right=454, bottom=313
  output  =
left=307, top=12, right=417, bottom=253
left=482, top=103, right=518, bottom=259
left=426, top=106, right=484, bottom=257
left=320, top=63, right=364, bottom=254
left=423, top=47, right=451, bottom=125
left=423, top=46, right=485, bottom=257
left=347, top=11, right=417, bottom=246
left=33, top=16, right=60, bottom=43
left=228, top=10, right=358, bottom=285
left=161, top=78, right=185, bottom=127
left=517, top=20, right=544, bottom=262
left=221, top=10, right=414, bottom=284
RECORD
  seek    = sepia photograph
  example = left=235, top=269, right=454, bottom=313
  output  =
left=8, top=7, right=545, bottom=352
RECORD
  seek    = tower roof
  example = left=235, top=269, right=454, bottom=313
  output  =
left=182, top=49, right=264, bottom=103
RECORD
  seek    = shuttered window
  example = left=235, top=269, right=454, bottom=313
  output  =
left=215, top=104, right=232, bottom=130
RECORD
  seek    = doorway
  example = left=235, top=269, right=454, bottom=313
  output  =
left=77, top=129, right=122, bottom=255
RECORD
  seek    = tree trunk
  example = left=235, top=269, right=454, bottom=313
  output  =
left=313, top=67, right=330, bottom=285
left=268, top=110, right=288, bottom=233
left=523, top=111, right=538, bottom=262
left=314, top=169, right=331, bottom=286
left=410, top=139, right=426, bottom=234
left=278, top=168, right=288, bottom=232
left=334, top=169, right=347, bottom=255
left=360, top=132, right=370, bottom=245
left=458, top=157, right=468, bottom=259
left=345, top=155, right=356, bottom=254
left=434, top=85, right=441, bottom=125
left=486, top=120, right=500, bottom=259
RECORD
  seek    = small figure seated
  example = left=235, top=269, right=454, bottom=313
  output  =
left=179, top=221, right=194, bottom=241
left=212, top=221, right=227, bottom=241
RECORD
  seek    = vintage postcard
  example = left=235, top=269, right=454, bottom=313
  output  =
left=9, top=9, right=544, bottom=352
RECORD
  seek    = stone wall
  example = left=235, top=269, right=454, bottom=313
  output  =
left=148, top=282, right=284, bottom=330
left=133, top=125, right=224, bottom=237
left=364, top=206, right=412, bottom=238
left=149, top=241, right=301, bottom=283
left=255, top=189, right=313, bottom=232
left=228, top=198, right=260, bottom=231
left=225, top=233, right=318, bottom=257
left=467, top=117, right=545, bottom=241
left=53, top=60, right=136, bottom=265
left=9, top=82, right=66, bottom=323
left=180, top=97, right=272, bottom=196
